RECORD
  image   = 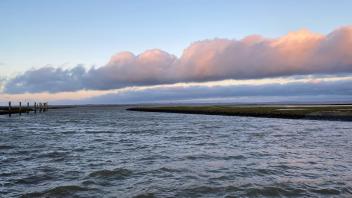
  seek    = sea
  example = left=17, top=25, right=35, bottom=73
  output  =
left=1, top=106, right=352, bottom=197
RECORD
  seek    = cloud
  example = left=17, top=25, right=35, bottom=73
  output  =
left=4, top=26, right=352, bottom=93
left=4, top=65, right=86, bottom=93
left=0, top=77, right=5, bottom=91
left=77, top=78, right=352, bottom=104
left=2, top=76, right=352, bottom=105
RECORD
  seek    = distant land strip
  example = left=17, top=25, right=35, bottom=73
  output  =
left=127, top=105, right=352, bottom=121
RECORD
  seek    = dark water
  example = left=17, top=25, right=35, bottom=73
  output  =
left=1, top=106, right=352, bottom=197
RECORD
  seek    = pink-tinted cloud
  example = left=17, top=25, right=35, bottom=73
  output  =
left=4, top=26, right=352, bottom=93
left=176, top=27, right=351, bottom=81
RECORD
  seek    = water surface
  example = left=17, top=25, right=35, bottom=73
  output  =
left=1, top=106, right=352, bottom=197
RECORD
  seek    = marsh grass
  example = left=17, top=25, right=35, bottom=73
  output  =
left=128, top=105, right=352, bottom=121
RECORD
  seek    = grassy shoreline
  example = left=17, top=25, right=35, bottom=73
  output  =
left=127, top=105, right=352, bottom=121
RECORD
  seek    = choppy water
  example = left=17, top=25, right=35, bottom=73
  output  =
left=1, top=106, right=352, bottom=197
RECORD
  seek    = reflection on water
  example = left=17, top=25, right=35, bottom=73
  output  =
left=1, top=106, right=352, bottom=197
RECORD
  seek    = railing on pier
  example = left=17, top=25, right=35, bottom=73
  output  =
left=2, top=101, right=49, bottom=117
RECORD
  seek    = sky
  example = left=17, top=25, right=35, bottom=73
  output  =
left=0, top=0, right=352, bottom=105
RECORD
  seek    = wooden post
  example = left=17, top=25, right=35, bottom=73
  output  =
left=19, top=102, right=22, bottom=115
left=27, top=102, right=30, bottom=114
left=34, top=102, right=37, bottom=113
left=8, top=101, right=11, bottom=117
left=39, top=103, right=42, bottom=112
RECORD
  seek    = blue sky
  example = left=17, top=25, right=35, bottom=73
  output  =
left=1, top=0, right=352, bottom=75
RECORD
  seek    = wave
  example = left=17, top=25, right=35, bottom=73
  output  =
left=174, top=184, right=349, bottom=197
left=38, top=151, right=68, bottom=159
left=185, top=154, right=246, bottom=161
left=88, top=168, right=132, bottom=179
left=132, top=192, right=155, bottom=198
left=0, top=145, right=15, bottom=150
left=245, top=186, right=306, bottom=197
left=20, top=185, right=94, bottom=198
left=15, top=174, right=54, bottom=185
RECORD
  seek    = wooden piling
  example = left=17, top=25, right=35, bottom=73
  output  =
left=3, top=101, right=50, bottom=116
left=44, top=102, right=48, bottom=112
left=8, top=101, right=11, bottom=117
left=19, top=102, right=22, bottom=115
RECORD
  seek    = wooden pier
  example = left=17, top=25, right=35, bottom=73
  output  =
left=0, top=101, right=49, bottom=116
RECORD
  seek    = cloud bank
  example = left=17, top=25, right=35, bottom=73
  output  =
left=4, top=26, right=352, bottom=93
left=76, top=78, right=352, bottom=104
left=1, top=76, right=352, bottom=105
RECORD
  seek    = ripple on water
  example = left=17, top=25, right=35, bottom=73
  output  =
left=132, top=192, right=155, bottom=198
left=0, top=145, right=15, bottom=150
left=38, top=151, right=69, bottom=159
left=184, top=154, right=245, bottom=161
left=15, top=174, right=55, bottom=185
left=87, top=168, right=133, bottom=179
left=20, top=185, right=96, bottom=198
left=158, top=167, right=188, bottom=173
left=176, top=185, right=242, bottom=197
